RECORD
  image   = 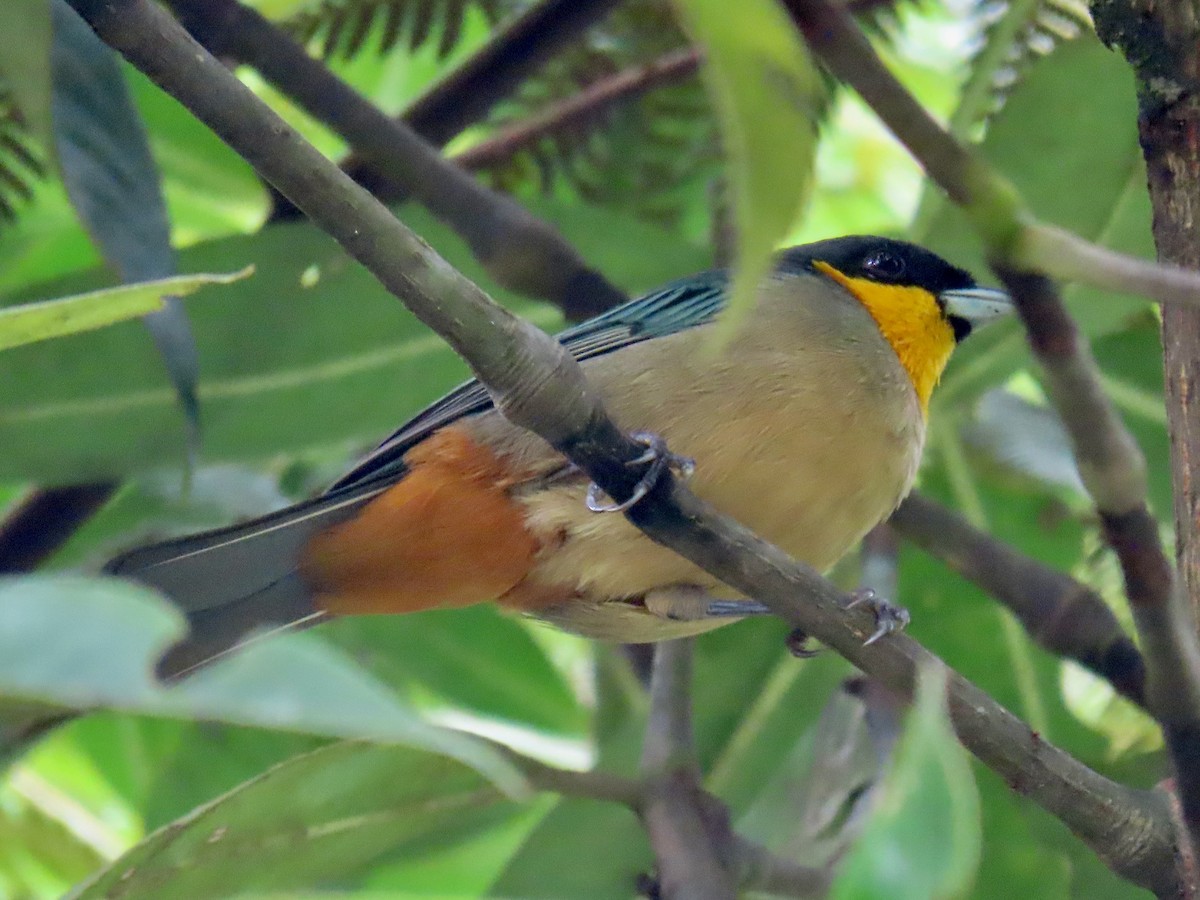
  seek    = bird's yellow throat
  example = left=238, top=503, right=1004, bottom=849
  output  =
left=814, top=261, right=956, bottom=414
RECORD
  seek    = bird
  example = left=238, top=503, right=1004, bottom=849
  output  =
left=107, top=236, right=1012, bottom=679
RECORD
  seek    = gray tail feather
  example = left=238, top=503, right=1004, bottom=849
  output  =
left=106, top=484, right=385, bottom=680
left=154, top=572, right=325, bottom=681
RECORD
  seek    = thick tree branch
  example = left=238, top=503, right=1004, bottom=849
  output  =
left=163, top=0, right=627, bottom=322
left=1092, top=0, right=1200, bottom=872
left=454, top=47, right=702, bottom=172
left=68, top=0, right=1179, bottom=892
left=891, top=492, right=1147, bottom=708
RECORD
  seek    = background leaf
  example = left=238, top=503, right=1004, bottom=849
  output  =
left=0, top=268, right=251, bottom=351
left=670, top=0, right=820, bottom=327
left=0, top=577, right=524, bottom=794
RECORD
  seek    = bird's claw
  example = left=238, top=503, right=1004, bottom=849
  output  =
left=846, top=588, right=910, bottom=646
left=785, top=627, right=821, bottom=658
left=586, top=431, right=695, bottom=513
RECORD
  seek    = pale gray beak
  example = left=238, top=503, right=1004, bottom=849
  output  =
left=940, top=286, right=1013, bottom=340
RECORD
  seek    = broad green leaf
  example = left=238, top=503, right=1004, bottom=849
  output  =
left=491, top=798, right=651, bottom=899
left=0, top=0, right=52, bottom=154
left=670, top=0, right=819, bottom=330
left=0, top=201, right=708, bottom=483
left=51, top=0, right=201, bottom=447
left=0, top=576, right=524, bottom=795
left=69, top=741, right=523, bottom=899
left=833, top=665, right=981, bottom=900
left=0, top=268, right=251, bottom=351
left=325, top=608, right=587, bottom=736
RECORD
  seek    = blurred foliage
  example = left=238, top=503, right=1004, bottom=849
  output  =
left=0, top=0, right=1170, bottom=898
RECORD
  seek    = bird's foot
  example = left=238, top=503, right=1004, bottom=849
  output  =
left=846, top=588, right=910, bottom=646
left=586, top=431, right=695, bottom=513
left=642, top=585, right=771, bottom=621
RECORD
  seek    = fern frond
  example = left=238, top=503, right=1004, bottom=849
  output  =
left=465, top=0, right=723, bottom=229
left=286, top=0, right=512, bottom=60
left=0, top=88, right=46, bottom=223
left=966, top=0, right=1092, bottom=122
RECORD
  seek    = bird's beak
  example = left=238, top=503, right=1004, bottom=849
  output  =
left=940, top=286, right=1012, bottom=340
left=940, top=286, right=1013, bottom=328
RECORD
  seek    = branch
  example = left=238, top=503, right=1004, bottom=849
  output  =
left=782, top=0, right=1200, bottom=307
left=68, top=0, right=1179, bottom=892
left=1093, top=0, right=1200, bottom=878
left=784, top=0, right=1200, bottom=877
left=454, top=48, right=702, bottom=172
left=0, top=483, right=117, bottom=571
left=639, top=640, right=738, bottom=900
left=163, top=0, right=627, bottom=322
left=371, top=0, right=624, bottom=161
left=891, top=493, right=1147, bottom=709
left=495, top=736, right=830, bottom=898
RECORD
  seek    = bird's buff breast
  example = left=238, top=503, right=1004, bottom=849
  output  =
left=479, top=320, right=926, bottom=640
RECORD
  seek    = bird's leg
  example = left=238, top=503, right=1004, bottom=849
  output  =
left=846, top=587, right=910, bottom=645
left=642, top=585, right=772, bottom=621
left=586, top=431, right=695, bottom=513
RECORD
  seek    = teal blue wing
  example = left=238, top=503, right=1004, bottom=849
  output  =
left=328, top=270, right=728, bottom=493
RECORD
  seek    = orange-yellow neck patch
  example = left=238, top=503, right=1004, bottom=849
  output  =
left=814, top=261, right=955, bottom=414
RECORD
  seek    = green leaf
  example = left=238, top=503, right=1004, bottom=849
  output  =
left=0, top=268, right=251, bottom=351
left=670, top=0, right=819, bottom=331
left=51, top=0, right=201, bottom=446
left=833, top=665, right=981, bottom=900
left=0, top=576, right=525, bottom=796
left=0, top=0, right=52, bottom=154
left=0, top=201, right=708, bottom=483
left=325, top=608, right=587, bottom=736
left=69, top=741, right=523, bottom=899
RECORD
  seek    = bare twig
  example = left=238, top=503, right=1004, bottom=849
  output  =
left=891, top=493, right=1148, bottom=708
left=495, top=736, right=829, bottom=898
left=68, top=0, right=1179, bottom=891
left=640, top=640, right=738, bottom=900
left=0, top=483, right=118, bottom=572
left=1000, top=268, right=1200, bottom=868
left=454, top=47, right=702, bottom=171
left=370, top=0, right=625, bottom=163
left=163, top=0, right=627, bottom=322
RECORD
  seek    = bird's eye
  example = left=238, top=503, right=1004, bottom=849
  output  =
left=863, top=251, right=906, bottom=280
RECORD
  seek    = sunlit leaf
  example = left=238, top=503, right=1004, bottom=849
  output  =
left=0, top=268, right=251, bottom=351
left=670, top=0, right=820, bottom=331
left=0, top=576, right=525, bottom=796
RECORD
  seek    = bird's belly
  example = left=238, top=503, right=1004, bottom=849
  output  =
left=511, top=388, right=923, bottom=614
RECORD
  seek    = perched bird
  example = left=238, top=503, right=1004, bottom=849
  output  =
left=108, top=236, right=1011, bottom=678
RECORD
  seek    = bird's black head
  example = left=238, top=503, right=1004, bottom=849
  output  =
left=777, top=236, right=982, bottom=341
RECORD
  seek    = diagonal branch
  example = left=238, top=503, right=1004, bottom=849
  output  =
left=0, top=483, right=117, bottom=572
left=163, top=0, right=627, bottom=322
left=454, top=47, right=702, bottom=172
left=782, top=0, right=1200, bottom=874
left=66, top=0, right=1179, bottom=892
left=891, top=492, right=1147, bottom=708
left=361, top=0, right=626, bottom=170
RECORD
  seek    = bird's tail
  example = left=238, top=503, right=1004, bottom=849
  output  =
left=106, top=485, right=384, bottom=680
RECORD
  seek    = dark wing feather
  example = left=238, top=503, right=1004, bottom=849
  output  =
left=328, top=270, right=728, bottom=493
